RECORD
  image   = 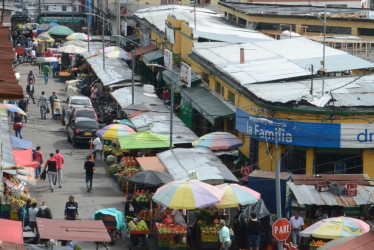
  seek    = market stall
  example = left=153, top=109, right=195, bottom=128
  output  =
left=0, top=218, right=23, bottom=244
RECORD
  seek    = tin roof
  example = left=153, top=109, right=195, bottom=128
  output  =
left=288, top=182, right=374, bottom=206
left=134, top=5, right=272, bottom=43
left=292, top=174, right=373, bottom=186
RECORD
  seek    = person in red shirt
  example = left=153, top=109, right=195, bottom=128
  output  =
left=162, top=87, right=169, bottom=104
left=45, top=49, right=53, bottom=57
left=33, top=146, right=43, bottom=178
left=54, top=149, right=64, bottom=188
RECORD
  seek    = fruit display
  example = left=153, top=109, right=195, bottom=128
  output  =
left=138, top=209, right=152, bottom=221
left=200, top=224, right=220, bottom=235
left=135, top=190, right=150, bottom=203
left=59, top=72, right=71, bottom=77
left=128, top=219, right=149, bottom=232
left=156, top=223, right=187, bottom=234
left=309, top=239, right=326, bottom=248
left=121, top=156, right=139, bottom=167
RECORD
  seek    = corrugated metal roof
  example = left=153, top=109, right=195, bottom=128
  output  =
left=157, top=148, right=238, bottom=185
left=111, top=86, right=198, bottom=144
left=135, top=5, right=272, bottom=43
left=245, top=75, right=374, bottom=107
left=288, top=182, right=374, bottom=206
left=192, top=38, right=374, bottom=87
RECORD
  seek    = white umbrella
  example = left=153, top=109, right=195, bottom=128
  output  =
left=36, top=57, right=58, bottom=64
left=58, top=45, right=87, bottom=54
left=62, top=40, right=87, bottom=47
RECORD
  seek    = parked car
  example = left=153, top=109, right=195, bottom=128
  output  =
left=62, top=96, right=93, bottom=125
left=67, top=117, right=99, bottom=147
left=72, top=107, right=98, bottom=122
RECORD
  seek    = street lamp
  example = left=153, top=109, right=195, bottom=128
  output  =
left=316, top=6, right=327, bottom=96
left=146, top=63, right=179, bottom=150
left=86, top=13, right=109, bottom=69
left=249, top=116, right=285, bottom=250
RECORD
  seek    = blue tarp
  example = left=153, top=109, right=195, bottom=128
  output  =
left=94, top=208, right=126, bottom=231
left=10, top=135, right=35, bottom=150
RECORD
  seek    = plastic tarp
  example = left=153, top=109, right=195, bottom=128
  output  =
left=0, top=218, right=23, bottom=244
left=136, top=156, right=166, bottom=172
left=1, top=117, right=16, bottom=174
left=157, top=148, right=238, bottom=185
left=13, top=148, right=39, bottom=168
left=10, top=135, right=35, bottom=150
left=94, top=208, right=126, bottom=231
left=65, top=80, right=81, bottom=97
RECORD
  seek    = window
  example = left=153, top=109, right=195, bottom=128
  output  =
left=62, top=5, right=67, bottom=11
left=215, top=82, right=221, bottom=95
left=228, top=91, right=235, bottom=104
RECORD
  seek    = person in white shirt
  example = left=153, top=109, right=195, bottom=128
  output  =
left=290, top=211, right=304, bottom=247
left=91, top=135, right=103, bottom=159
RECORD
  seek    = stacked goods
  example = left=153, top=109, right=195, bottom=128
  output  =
left=121, top=156, right=139, bottom=167
left=108, top=162, right=140, bottom=189
left=156, top=223, right=187, bottom=234
left=155, top=223, right=187, bottom=248
left=128, top=219, right=149, bottom=233
left=138, top=209, right=152, bottom=221
left=309, top=239, right=326, bottom=248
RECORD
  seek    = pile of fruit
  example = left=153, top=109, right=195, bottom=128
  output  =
left=200, top=224, right=220, bottom=235
left=59, top=72, right=71, bottom=77
left=135, top=190, right=150, bottom=203
left=138, top=209, right=152, bottom=221
left=156, top=223, right=187, bottom=234
left=128, top=219, right=148, bottom=232
left=121, top=156, right=139, bottom=167
left=310, top=239, right=326, bottom=247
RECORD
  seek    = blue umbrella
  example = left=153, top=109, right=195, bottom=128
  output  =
left=48, top=22, right=59, bottom=29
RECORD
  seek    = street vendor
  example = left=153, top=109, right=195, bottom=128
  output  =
left=172, top=209, right=187, bottom=228
left=290, top=211, right=304, bottom=248
left=125, top=195, right=140, bottom=222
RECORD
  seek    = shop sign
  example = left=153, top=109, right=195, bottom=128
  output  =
left=180, top=62, right=191, bottom=88
left=164, top=49, right=173, bottom=70
left=236, top=108, right=374, bottom=149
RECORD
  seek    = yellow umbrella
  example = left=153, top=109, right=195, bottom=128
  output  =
left=0, top=104, right=26, bottom=116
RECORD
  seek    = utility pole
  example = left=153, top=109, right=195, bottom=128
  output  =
left=322, top=5, right=326, bottom=96
left=310, top=64, right=314, bottom=95
left=38, top=0, right=41, bottom=16
left=102, top=24, right=105, bottom=69
left=274, top=128, right=282, bottom=250
left=1, top=0, right=5, bottom=24
left=131, top=50, right=135, bottom=105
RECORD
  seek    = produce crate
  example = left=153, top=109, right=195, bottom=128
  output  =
left=171, top=234, right=187, bottom=247
left=315, top=181, right=331, bottom=192
left=201, top=233, right=219, bottom=242
left=329, top=183, right=345, bottom=196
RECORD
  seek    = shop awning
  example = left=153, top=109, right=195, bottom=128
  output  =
left=13, top=148, right=40, bottom=168
left=0, top=219, right=23, bottom=244
left=157, top=148, right=238, bottom=185
left=136, top=156, right=166, bottom=172
left=1, top=116, right=16, bottom=174
left=142, top=50, right=163, bottom=64
left=127, top=43, right=158, bottom=59
left=162, top=66, right=201, bottom=92
left=328, top=232, right=374, bottom=250
left=181, top=85, right=235, bottom=125
left=11, top=135, right=35, bottom=150
left=37, top=218, right=111, bottom=242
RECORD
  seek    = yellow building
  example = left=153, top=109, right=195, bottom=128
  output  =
left=134, top=5, right=374, bottom=178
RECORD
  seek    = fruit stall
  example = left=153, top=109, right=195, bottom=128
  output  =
left=154, top=222, right=187, bottom=249
left=309, top=239, right=327, bottom=249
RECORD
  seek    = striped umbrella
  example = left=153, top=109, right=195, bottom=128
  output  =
left=66, top=32, right=92, bottom=41
left=215, top=183, right=261, bottom=208
left=96, top=124, right=135, bottom=140
left=192, top=131, right=243, bottom=151
left=0, top=104, right=26, bottom=116
left=152, top=179, right=225, bottom=209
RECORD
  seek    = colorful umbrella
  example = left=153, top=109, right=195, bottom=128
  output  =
left=192, top=131, right=243, bottom=151
left=58, top=45, right=87, bottom=54
left=0, top=104, right=26, bottom=116
left=99, top=46, right=125, bottom=53
left=48, top=22, right=59, bottom=29
left=152, top=179, right=225, bottom=209
left=96, top=124, right=135, bottom=140
left=62, top=40, right=87, bottom=47
left=118, top=132, right=171, bottom=149
left=215, top=183, right=261, bottom=208
left=118, top=119, right=136, bottom=129
left=48, top=25, right=74, bottom=36
left=35, top=36, right=55, bottom=43
left=300, top=217, right=370, bottom=239
left=105, top=50, right=129, bottom=60
left=66, top=32, right=92, bottom=41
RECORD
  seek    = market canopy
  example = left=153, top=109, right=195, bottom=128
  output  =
left=37, top=218, right=111, bottom=242
left=157, top=148, right=238, bottom=185
left=48, top=25, right=74, bottom=36
left=0, top=219, right=23, bottom=244
left=136, top=156, right=166, bottom=172
left=11, top=135, right=35, bottom=150
left=13, top=148, right=39, bottom=168
left=118, top=131, right=171, bottom=149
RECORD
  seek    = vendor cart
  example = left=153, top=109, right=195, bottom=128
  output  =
left=94, top=208, right=126, bottom=245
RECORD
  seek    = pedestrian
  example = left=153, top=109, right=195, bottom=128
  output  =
left=290, top=211, right=304, bottom=248
left=65, top=195, right=78, bottom=220
left=219, top=219, right=231, bottom=250
left=18, top=97, right=28, bottom=123
left=49, top=92, right=58, bottom=118
left=84, top=155, right=95, bottom=192
left=13, top=112, right=23, bottom=138
left=27, top=202, right=38, bottom=234
left=91, top=135, right=103, bottom=159
left=52, top=60, right=59, bottom=77
left=38, top=91, right=49, bottom=119
left=26, top=74, right=36, bottom=104
left=42, top=64, right=51, bottom=84
left=64, top=106, right=73, bottom=132
left=247, top=212, right=262, bottom=250
left=36, top=201, right=52, bottom=219
left=30, top=49, right=36, bottom=65
left=43, top=153, right=57, bottom=192
left=33, top=146, right=43, bottom=178
left=172, top=209, right=187, bottom=228
left=54, top=149, right=64, bottom=188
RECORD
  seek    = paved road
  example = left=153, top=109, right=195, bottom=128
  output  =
left=15, top=63, right=129, bottom=249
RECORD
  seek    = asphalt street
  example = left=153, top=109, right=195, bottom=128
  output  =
left=15, top=63, right=129, bottom=249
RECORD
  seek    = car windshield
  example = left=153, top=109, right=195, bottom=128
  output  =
left=71, top=99, right=91, bottom=105
left=76, top=120, right=98, bottom=129
left=76, top=110, right=95, bottom=118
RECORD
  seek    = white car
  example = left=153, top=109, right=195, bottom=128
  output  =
left=64, top=96, right=92, bottom=109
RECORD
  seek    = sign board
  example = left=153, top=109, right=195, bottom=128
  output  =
left=180, top=62, right=191, bottom=88
left=236, top=108, right=374, bottom=149
left=164, top=49, right=173, bottom=70
left=272, top=218, right=291, bottom=242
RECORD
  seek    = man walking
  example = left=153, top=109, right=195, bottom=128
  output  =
left=290, top=211, right=304, bottom=248
left=84, top=155, right=95, bottom=192
left=64, top=106, right=73, bottom=132
left=38, top=91, right=48, bottom=119
left=54, top=149, right=64, bottom=188
left=42, top=64, right=51, bottom=85
left=33, top=146, right=43, bottom=178
left=247, top=212, right=262, bottom=250
left=91, top=135, right=103, bottom=160
left=43, top=153, right=57, bottom=192
left=26, top=81, right=36, bottom=104
left=36, top=201, right=52, bottom=219
left=49, top=92, right=58, bottom=118
left=65, top=195, right=78, bottom=220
